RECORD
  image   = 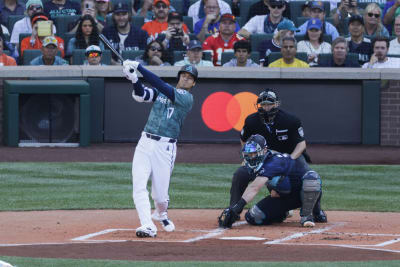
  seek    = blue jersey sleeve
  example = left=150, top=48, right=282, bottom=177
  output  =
left=137, top=64, right=175, bottom=101
left=258, top=154, right=292, bottom=178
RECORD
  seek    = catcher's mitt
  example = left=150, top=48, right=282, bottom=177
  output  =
left=218, top=208, right=240, bottom=228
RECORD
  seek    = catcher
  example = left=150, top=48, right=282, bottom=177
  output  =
left=218, top=134, right=325, bottom=228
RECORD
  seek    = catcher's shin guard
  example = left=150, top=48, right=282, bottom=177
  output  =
left=245, top=205, right=268, bottom=225
left=300, top=171, right=322, bottom=219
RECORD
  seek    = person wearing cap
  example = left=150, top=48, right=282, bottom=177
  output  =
left=67, top=0, right=104, bottom=34
left=0, top=36, right=17, bottom=66
left=269, top=36, right=309, bottom=67
left=297, top=18, right=331, bottom=66
left=0, top=0, right=25, bottom=26
left=83, top=44, right=104, bottom=65
left=203, top=13, right=244, bottom=66
left=20, top=12, right=65, bottom=58
left=345, top=14, right=372, bottom=65
left=318, top=36, right=360, bottom=67
left=194, top=0, right=240, bottom=43
left=301, top=1, right=312, bottom=18
left=157, top=12, right=190, bottom=53
left=142, top=0, right=189, bottom=40
left=246, top=0, right=291, bottom=24
left=297, top=1, right=339, bottom=42
left=43, top=0, right=81, bottom=20
left=137, top=0, right=180, bottom=22
left=362, top=36, right=400, bottom=68
left=331, top=0, right=362, bottom=35
left=238, top=0, right=294, bottom=39
left=174, top=39, right=213, bottom=66
left=101, top=0, right=148, bottom=65
left=188, top=0, right=232, bottom=26
left=222, top=39, right=259, bottom=67
left=30, top=36, right=68, bottom=65
left=258, top=20, right=297, bottom=66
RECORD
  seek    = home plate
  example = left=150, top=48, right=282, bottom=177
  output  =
left=220, top=236, right=267, bottom=241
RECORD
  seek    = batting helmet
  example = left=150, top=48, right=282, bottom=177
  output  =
left=256, top=89, right=280, bottom=124
left=241, top=134, right=268, bottom=172
left=178, top=64, right=198, bottom=81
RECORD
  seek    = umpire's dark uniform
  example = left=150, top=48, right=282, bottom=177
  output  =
left=230, top=109, right=311, bottom=206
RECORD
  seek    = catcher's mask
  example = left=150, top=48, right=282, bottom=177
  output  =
left=242, top=134, right=268, bottom=172
left=256, top=89, right=280, bottom=124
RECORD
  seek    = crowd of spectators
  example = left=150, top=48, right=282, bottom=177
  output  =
left=1, top=0, right=400, bottom=67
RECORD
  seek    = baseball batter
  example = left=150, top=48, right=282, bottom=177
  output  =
left=122, top=60, right=198, bottom=238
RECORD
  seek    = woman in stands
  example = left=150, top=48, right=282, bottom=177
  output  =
left=67, top=0, right=104, bottom=34
left=363, top=3, right=389, bottom=38
left=96, top=0, right=113, bottom=26
left=135, top=39, right=171, bottom=66
left=66, top=15, right=104, bottom=60
left=297, top=18, right=331, bottom=66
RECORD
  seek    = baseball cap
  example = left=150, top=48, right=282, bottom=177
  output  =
left=269, top=0, right=285, bottom=5
left=188, top=40, right=202, bottom=50
left=113, top=1, right=129, bottom=13
left=42, top=36, right=58, bottom=47
left=153, top=0, right=170, bottom=6
left=220, top=13, right=236, bottom=23
left=168, top=11, right=183, bottom=22
left=310, top=1, right=324, bottom=11
left=85, top=45, right=102, bottom=55
left=277, top=20, right=299, bottom=32
left=349, top=14, right=364, bottom=25
left=26, top=0, right=43, bottom=9
left=31, top=12, right=48, bottom=24
left=307, top=18, right=322, bottom=30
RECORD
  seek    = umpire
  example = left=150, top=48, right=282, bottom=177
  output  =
left=229, top=89, right=327, bottom=222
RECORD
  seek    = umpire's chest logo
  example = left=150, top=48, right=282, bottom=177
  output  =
left=276, top=129, right=288, bottom=141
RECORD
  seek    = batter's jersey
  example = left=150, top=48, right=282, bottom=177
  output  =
left=144, top=88, right=193, bottom=139
left=202, top=33, right=243, bottom=66
left=240, top=110, right=305, bottom=155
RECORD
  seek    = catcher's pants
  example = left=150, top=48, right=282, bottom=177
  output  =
left=132, top=132, right=177, bottom=227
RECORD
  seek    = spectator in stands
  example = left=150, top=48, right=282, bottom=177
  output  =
left=383, top=0, right=400, bottom=34
left=245, top=0, right=290, bottom=24
left=238, top=0, right=294, bottom=39
left=188, top=0, right=232, bottom=26
left=363, top=3, right=389, bottom=38
left=297, top=1, right=339, bottom=41
left=102, top=1, right=148, bottom=65
left=388, top=16, right=400, bottom=55
left=44, top=0, right=81, bottom=19
left=142, top=0, right=189, bottom=40
left=30, top=36, right=68, bottom=65
left=332, top=0, right=362, bottom=36
left=158, top=12, right=191, bottom=54
left=317, top=36, right=360, bottom=67
left=66, top=15, right=104, bottom=59
left=302, top=1, right=312, bottom=18
left=174, top=39, right=214, bottom=66
left=137, top=0, right=180, bottom=22
left=0, top=36, right=17, bottom=66
left=68, top=0, right=104, bottom=34
left=96, top=0, right=112, bottom=26
left=222, top=39, right=259, bottom=67
left=345, top=14, right=372, bottom=65
left=135, top=39, right=171, bottom=65
left=259, top=20, right=297, bottom=66
left=297, top=18, right=331, bottom=66
left=0, top=0, right=25, bottom=26
left=0, top=19, right=18, bottom=61
left=83, top=44, right=104, bottom=65
left=203, top=13, right=243, bottom=66
left=268, top=36, right=309, bottom=67
left=20, top=12, right=65, bottom=58
left=195, top=1, right=240, bottom=42
left=363, top=36, right=400, bottom=68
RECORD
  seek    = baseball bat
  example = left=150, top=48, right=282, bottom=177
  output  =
left=99, top=33, right=124, bottom=63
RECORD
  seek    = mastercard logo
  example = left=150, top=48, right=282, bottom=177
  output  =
left=201, top=92, right=258, bottom=132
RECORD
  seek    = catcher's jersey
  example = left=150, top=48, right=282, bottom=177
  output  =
left=144, top=88, right=193, bottom=139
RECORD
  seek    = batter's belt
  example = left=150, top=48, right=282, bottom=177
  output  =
left=145, top=132, right=177, bottom=143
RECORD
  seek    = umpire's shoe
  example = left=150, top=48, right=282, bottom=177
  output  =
left=136, top=224, right=157, bottom=238
left=314, top=210, right=328, bottom=223
left=300, top=215, right=315, bottom=228
left=152, top=212, right=175, bottom=232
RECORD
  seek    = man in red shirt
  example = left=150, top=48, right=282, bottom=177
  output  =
left=142, top=0, right=189, bottom=40
left=202, top=13, right=243, bottom=66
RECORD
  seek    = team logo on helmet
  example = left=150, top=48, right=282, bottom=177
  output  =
left=241, top=134, right=268, bottom=172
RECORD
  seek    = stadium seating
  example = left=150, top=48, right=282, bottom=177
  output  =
left=171, top=0, right=184, bottom=14
left=183, top=16, right=194, bottom=32
left=240, top=0, right=259, bottom=24
left=53, top=15, right=80, bottom=39
left=318, top=52, right=359, bottom=65
left=267, top=51, right=308, bottom=65
left=71, top=49, right=112, bottom=65
left=121, top=49, right=145, bottom=60
left=250, top=33, right=274, bottom=53
left=7, top=15, right=24, bottom=34
left=221, top=50, right=260, bottom=65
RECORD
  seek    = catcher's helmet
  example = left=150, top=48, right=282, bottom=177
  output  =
left=178, top=64, right=198, bottom=81
left=256, top=89, right=280, bottom=124
left=242, top=134, right=268, bottom=172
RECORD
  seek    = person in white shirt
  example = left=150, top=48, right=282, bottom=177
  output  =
left=363, top=36, right=400, bottom=68
left=388, top=16, right=400, bottom=55
left=188, top=0, right=231, bottom=26
left=174, top=39, right=214, bottom=66
left=297, top=18, right=331, bottom=66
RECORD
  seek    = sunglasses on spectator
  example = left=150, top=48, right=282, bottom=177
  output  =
left=270, top=4, right=284, bottom=9
left=155, top=3, right=168, bottom=9
left=88, top=52, right=101, bottom=58
left=150, top=46, right=162, bottom=52
left=29, top=5, right=42, bottom=11
left=367, top=13, right=380, bottom=18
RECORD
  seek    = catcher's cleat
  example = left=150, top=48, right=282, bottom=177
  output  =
left=313, top=210, right=328, bottom=223
left=136, top=224, right=157, bottom=238
left=300, top=215, right=315, bottom=228
left=152, top=212, right=175, bottom=232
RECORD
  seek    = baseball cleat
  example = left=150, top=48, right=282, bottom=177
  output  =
left=136, top=225, right=157, bottom=238
left=300, top=216, right=315, bottom=228
left=313, top=210, right=328, bottom=223
left=152, top=212, right=175, bottom=232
